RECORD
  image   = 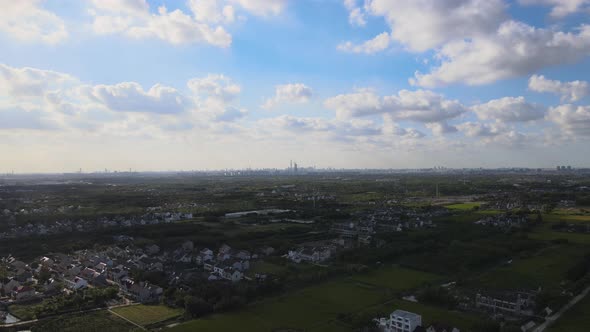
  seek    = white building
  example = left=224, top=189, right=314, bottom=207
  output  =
left=375, top=309, right=422, bottom=332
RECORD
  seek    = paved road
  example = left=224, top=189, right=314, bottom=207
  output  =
left=532, top=285, right=590, bottom=332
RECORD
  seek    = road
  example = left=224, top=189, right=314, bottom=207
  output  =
left=532, top=285, right=590, bottom=332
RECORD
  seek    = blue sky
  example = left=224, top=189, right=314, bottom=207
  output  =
left=1, top=0, right=590, bottom=172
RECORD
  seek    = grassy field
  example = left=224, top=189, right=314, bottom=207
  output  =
left=248, top=261, right=289, bottom=276
left=31, top=311, right=135, bottom=332
left=111, top=305, right=183, bottom=326
left=475, top=244, right=587, bottom=290
left=351, top=266, right=439, bottom=290
left=445, top=202, right=482, bottom=210
left=548, top=294, right=590, bottom=332
left=528, top=212, right=590, bottom=244
left=168, top=267, right=439, bottom=332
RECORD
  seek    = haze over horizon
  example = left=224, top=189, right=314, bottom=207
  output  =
left=2, top=0, right=590, bottom=172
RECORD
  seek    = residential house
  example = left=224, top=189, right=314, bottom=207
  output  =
left=375, top=310, right=422, bottom=332
left=13, top=286, right=35, bottom=300
left=65, top=277, right=88, bottom=290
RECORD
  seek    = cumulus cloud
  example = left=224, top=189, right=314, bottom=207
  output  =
left=364, top=0, right=506, bottom=52
left=548, top=104, right=590, bottom=136
left=262, top=83, right=313, bottom=109
left=457, top=122, right=505, bottom=137
left=528, top=75, right=590, bottom=102
left=0, top=0, right=68, bottom=44
left=425, top=122, right=458, bottom=136
left=90, top=0, right=232, bottom=47
left=324, top=89, right=467, bottom=123
left=519, top=0, right=590, bottom=18
left=323, top=89, right=382, bottom=118
left=337, top=32, right=391, bottom=54
left=89, top=0, right=288, bottom=46
left=412, top=21, right=590, bottom=87
left=188, top=0, right=236, bottom=24
left=0, top=64, right=75, bottom=98
left=188, top=74, right=241, bottom=102
left=473, top=96, right=546, bottom=122
left=82, top=82, right=190, bottom=114
left=227, top=0, right=287, bottom=17
left=343, top=0, right=367, bottom=27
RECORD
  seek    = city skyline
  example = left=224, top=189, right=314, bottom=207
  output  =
left=2, top=0, right=590, bottom=172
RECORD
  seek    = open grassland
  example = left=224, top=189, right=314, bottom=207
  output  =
left=548, top=293, right=590, bottom=332
left=529, top=230, right=590, bottom=244
left=31, top=311, right=135, bottom=332
left=475, top=244, right=587, bottom=290
left=111, top=305, right=183, bottom=326
left=528, top=212, right=590, bottom=244
left=351, top=266, right=439, bottom=290
left=248, top=261, right=289, bottom=276
left=168, top=267, right=438, bottom=332
left=444, top=202, right=482, bottom=210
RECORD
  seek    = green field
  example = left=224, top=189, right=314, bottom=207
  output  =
left=248, top=261, right=289, bottom=276
left=528, top=213, right=590, bottom=244
left=169, top=267, right=440, bottom=332
left=475, top=244, right=587, bottom=290
left=111, top=305, right=183, bottom=326
left=445, top=202, right=482, bottom=210
left=549, top=294, right=590, bottom=332
left=351, top=266, right=439, bottom=290
left=31, top=311, right=135, bottom=332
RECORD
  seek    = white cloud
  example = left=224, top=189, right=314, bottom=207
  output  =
left=343, top=0, right=367, bottom=27
left=227, top=0, right=287, bottom=17
left=383, top=90, right=467, bottom=123
left=262, top=83, right=313, bottom=109
left=0, top=0, right=68, bottom=44
left=457, top=122, right=503, bottom=137
left=548, top=104, right=590, bottom=136
left=188, top=0, right=235, bottom=23
left=473, top=96, right=546, bottom=122
left=324, top=89, right=467, bottom=123
left=412, top=21, right=590, bottom=87
left=365, top=0, right=506, bottom=52
left=188, top=74, right=241, bottom=102
left=528, top=75, right=590, bottom=102
left=338, top=32, right=391, bottom=54
left=0, top=64, right=75, bottom=98
left=82, top=82, right=190, bottom=114
left=323, top=89, right=382, bottom=118
left=90, top=0, right=232, bottom=47
left=519, top=0, right=590, bottom=18
left=426, top=122, right=458, bottom=136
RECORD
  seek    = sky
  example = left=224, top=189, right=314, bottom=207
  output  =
left=1, top=0, right=590, bottom=172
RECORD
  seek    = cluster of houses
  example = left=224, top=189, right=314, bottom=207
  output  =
left=374, top=309, right=460, bottom=332
left=474, top=213, right=528, bottom=229
left=0, top=239, right=277, bottom=309
left=0, top=211, right=194, bottom=239
left=480, top=197, right=545, bottom=211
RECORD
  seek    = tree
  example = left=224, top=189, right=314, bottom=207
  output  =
left=184, top=296, right=212, bottom=318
